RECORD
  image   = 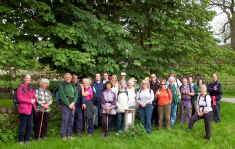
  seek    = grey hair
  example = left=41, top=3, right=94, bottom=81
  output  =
left=40, top=78, right=50, bottom=86
left=64, top=73, right=72, bottom=78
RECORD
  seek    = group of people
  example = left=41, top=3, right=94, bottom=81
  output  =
left=15, top=72, right=223, bottom=144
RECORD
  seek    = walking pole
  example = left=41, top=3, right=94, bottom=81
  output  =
left=106, top=113, right=109, bottom=136
left=38, top=111, right=45, bottom=139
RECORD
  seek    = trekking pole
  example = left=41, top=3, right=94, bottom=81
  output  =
left=38, top=111, right=45, bottom=139
left=106, top=113, right=109, bottom=135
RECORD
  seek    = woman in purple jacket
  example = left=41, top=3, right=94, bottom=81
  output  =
left=101, top=81, right=117, bottom=137
left=17, top=74, right=37, bottom=144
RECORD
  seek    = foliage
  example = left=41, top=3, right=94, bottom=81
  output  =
left=0, top=0, right=227, bottom=80
left=118, top=123, right=146, bottom=139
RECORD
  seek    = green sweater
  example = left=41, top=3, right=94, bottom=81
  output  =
left=168, top=84, right=179, bottom=104
left=193, top=85, right=200, bottom=101
left=59, top=82, right=78, bottom=106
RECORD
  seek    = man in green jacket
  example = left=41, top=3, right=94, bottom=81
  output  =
left=59, top=73, right=78, bottom=140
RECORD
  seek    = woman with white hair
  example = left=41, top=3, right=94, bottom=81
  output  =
left=136, top=80, right=154, bottom=133
left=127, top=80, right=137, bottom=109
left=189, top=84, right=213, bottom=140
left=34, top=78, right=53, bottom=140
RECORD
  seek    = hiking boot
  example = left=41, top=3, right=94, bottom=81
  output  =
left=19, top=141, right=24, bottom=145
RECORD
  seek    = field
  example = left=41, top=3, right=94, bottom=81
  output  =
left=0, top=102, right=234, bottom=149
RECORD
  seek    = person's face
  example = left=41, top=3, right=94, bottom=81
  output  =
left=24, top=76, right=31, bottom=84
left=200, top=86, right=207, bottom=95
left=65, top=75, right=72, bottom=83
left=106, top=83, right=112, bottom=90
left=151, top=75, right=156, bottom=81
left=183, top=79, right=187, bottom=85
left=213, top=74, right=218, bottom=82
left=128, top=82, right=133, bottom=88
left=112, top=75, right=117, bottom=81
left=41, top=82, right=48, bottom=89
left=189, top=77, right=193, bottom=83
left=96, top=74, right=101, bottom=81
left=72, top=76, right=78, bottom=84
left=161, top=80, right=166, bottom=89
left=83, top=81, right=89, bottom=88
left=170, top=74, right=175, bottom=77
left=142, top=83, right=148, bottom=89
left=103, top=73, right=109, bottom=80
left=199, top=80, right=203, bottom=86
left=121, top=75, right=126, bottom=80
left=120, top=82, right=126, bottom=88
left=169, top=79, right=174, bottom=85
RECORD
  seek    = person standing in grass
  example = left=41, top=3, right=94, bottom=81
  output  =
left=137, top=80, right=154, bottom=133
left=59, top=73, right=78, bottom=140
left=156, top=79, right=173, bottom=129
left=150, top=73, right=160, bottom=127
left=188, top=76, right=196, bottom=116
left=168, top=77, right=180, bottom=126
left=81, top=78, right=96, bottom=136
left=92, top=73, right=105, bottom=128
left=72, top=75, right=86, bottom=137
left=101, top=81, right=117, bottom=137
left=34, top=78, right=53, bottom=140
left=207, top=73, right=223, bottom=123
left=180, top=78, right=194, bottom=124
left=189, top=84, right=213, bottom=140
left=116, top=80, right=129, bottom=134
left=17, top=74, right=37, bottom=144
left=127, top=80, right=137, bottom=109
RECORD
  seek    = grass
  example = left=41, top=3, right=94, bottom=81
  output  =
left=0, top=102, right=235, bottom=149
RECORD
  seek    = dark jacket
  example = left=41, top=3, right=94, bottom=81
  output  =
left=207, top=81, right=223, bottom=101
left=74, top=83, right=85, bottom=107
left=150, top=81, right=160, bottom=94
left=92, top=81, right=105, bottom=105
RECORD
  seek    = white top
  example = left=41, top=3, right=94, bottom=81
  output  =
left=167, top=77, right=182, bottom=89
left=197, top=95, right=213, bottom=113
left=127, top=87, right=137, bottom=109
left=111, top=83, right=119, bottom=97
left=117, top=90, right=129, bottom=113
left=136, top=89, right=154, bottom=104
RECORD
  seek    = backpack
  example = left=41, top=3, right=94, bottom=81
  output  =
left=198, top=95, right=215, bottom=112
left=13, top=88, right=19, bottom=108
left=53, top=83, right=76, bottom=104
left=117, top=89, right=129, bottom=101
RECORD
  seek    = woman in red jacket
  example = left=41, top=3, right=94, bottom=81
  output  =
left=17, top=74, right=37, bottom=144
left=155, top=79, right=173, bottom=129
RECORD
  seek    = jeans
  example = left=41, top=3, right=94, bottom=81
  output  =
left=171, top=101, right=178, bottom=126
left=94, top=104, right=101, bottom=127
left=158, top=104, right=171, bottom=129
left=213, top=100, right=221, bottom=122
left=61, top=105, right=74, bottom=138
left=139, top=104, right=153, bottom=133
left=75, top=104, right=83, bottom=134
left=116, top=113, right=125, bottom=133
left=18, top=112, right=33, bottom=142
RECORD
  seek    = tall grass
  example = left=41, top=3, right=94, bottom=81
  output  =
left=0, top=102, right=235, bottom=149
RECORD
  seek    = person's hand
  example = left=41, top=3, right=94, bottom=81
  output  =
left=82, top=104, right=86, bottom=110
left=43, top=104, right=49, bottom=109
left=106, top=107, right=111, bottom=114
left=198, top=112, right=203, bottom=117
left=142, top=103, right=146, bottom=108
left=156, top=90, right=160, bottom=96
left=69, top=102, right=75, bottom=110
left=80, top=84, right=84, bottom=89
left=214, top=86, right=217, bottom=91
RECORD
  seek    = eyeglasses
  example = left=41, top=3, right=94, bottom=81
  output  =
left=161, top=84, right=166, bottom=85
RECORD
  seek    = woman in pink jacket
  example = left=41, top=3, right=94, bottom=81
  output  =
left=17, top=74, right=37, bottom=144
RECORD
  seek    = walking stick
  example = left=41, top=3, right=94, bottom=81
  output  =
left=38, top=111, right=45, bottom=139
left=83, top=109, right=88, bottom=135
left=106, top=113, right=109, bottom=135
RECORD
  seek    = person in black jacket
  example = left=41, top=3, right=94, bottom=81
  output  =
left=72, top=75, right=86, bottom=136
left=150, top=74, right=160, bottom=126
left=207, top=73, right=223, bottom=123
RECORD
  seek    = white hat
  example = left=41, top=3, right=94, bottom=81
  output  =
left=121, top=72, right=126, bottom=76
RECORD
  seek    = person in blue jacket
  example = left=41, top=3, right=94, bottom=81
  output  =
left=72, top=75, right=86, bottom=136
left=92, top=73, right=105, bottom=128
left=207, top=73, right=223, bottom=123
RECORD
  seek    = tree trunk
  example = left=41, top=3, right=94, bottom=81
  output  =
left=231, top=12, right=235, bottom=50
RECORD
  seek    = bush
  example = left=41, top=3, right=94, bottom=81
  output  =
left=118, top=123, right=146, bottom=139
